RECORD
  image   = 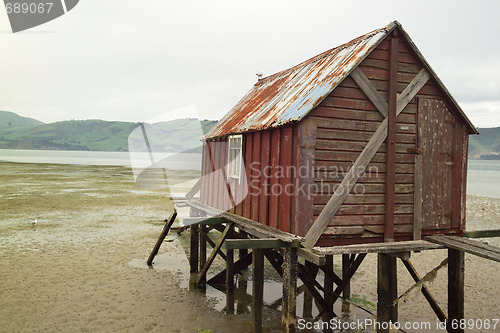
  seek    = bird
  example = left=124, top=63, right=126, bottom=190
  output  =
left=256, top=70, right=264, bottom=81
left=31, top=218, right=37, bottom=225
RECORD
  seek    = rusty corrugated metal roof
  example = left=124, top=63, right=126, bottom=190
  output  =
left=204, top=22, right=397, bottom=139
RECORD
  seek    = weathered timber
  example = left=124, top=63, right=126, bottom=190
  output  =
left=426, top=235, right=500, bottom=263
left=263, top=249, right=284, bottom=277
left=413, top=153, right=423, bottom=240
left=207, top=252, right=253, bottom=285
left=463, top=229, right=500, bottom=238
left=401, top=259, right=447, bottom=322
left=323, top=255, right=334, bottom=328
left=385, top=35, right=398, bottom=242
left=185, top=200, right=304, bottom=243
left=377, top=253, right=398, bottom=333
left=226, top=246, right=235, bottom=313
left=182, top=217, right=223, bottom=226
left=190, top=225, right=199, bottom=273
left=304, top=66, right=430, bottom=248
left=342, top=254, right=351, bottom=312
left=147, top=211, right=177, bottom=266
left=185, top=178, right=202, bottom=199
left=350, top=67, right=388, bottom=117
left=222, top=238, right=300, bottom=250
left=448, top=249, right=464, bottom=333
left=297, top=247, right=326, bottom=266
left=312, top=240, right=443, bottom=255
left=200, top=226, right=227, bottom=262
left=330, top=254, right=366, bottom=306
left=198, top=224, right=208, bottom=286
left=253, top=249, right=264, bottom=333
left=197, top=223, right=234, bottom=286
left=297, top=262, right=335, bottom=317
left=282, top=247, right=298, bottom=333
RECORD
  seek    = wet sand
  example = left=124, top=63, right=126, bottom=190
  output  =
left=1, top=161, right=499, bottom=332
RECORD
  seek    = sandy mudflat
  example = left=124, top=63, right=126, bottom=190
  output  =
left=0, top=162, right=252, bottom=333
left=1, top=161, right=499, bottom=333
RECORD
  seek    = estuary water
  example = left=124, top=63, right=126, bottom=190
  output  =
left=1, top=148, right=500, bottom=198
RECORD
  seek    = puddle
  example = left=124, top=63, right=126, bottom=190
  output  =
left=129, top=234, right=376, bottom=332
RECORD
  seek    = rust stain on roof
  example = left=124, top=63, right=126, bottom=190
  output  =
left=204, top=22, right=397, bottom=140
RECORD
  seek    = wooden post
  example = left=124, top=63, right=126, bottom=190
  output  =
left=385, top=32, right=399, bottom=243
left=324, top=255, right=334, bottom=332
left=342, top=254, right=351, bottom=312
left=226, top=247, right=235, bottom=313
left=190, top=225, right=199, bottom=273
left=147, top=211, right=177, bottom=266
left=282, top=247, right=298, bottom=333
left=377, top=253, right=398, bottom=333
left=302, top=260, right=315, bottom=319
left=253, top=249, right=264, bottom=333
left=198, top=224, right=207, bottom=286
left=448, top=249, right=464, bottom=333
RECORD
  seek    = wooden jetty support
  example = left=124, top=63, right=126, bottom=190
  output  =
left=166, top=198, right=500, bottom=333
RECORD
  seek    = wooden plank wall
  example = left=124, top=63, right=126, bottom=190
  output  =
left=200, top=126, right=297, bottom=234
left=310, top=35, right=467, bottom=246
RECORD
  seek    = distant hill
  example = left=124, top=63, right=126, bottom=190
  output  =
left=468, top=127, right=500, bottom=160
left=0, top=112, right=217, bottom=152
left=0, top=110, right=44, bottom=130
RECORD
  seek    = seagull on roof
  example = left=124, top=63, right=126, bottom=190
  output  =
left=256, top=70, right=264, bottom=81
left=31, top=218, right=37, bottom=225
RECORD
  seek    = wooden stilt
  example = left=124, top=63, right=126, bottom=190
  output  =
left=190, top=224, right=199, bottom=273
left=302, top=261, right=316, bottom=319
left=448, top=249, right=464, bottom=333
left=226, top=247, right=235, bottom=313
left=342, top=254, right=351, bottom=312
left=282, top=247, right=298, bottom=333
left=207, top=252, right=253, bottom=285
left=253, top=249, right=264, bottom=333
left=197, top=223, right=233, bottom=286
left=147, top=211, right=177, bottom=266
left=377, top=253, right=398, bottom=333
left=324, top=255, right=334, bottom=333
left=198, top=224, right=207, bottom=285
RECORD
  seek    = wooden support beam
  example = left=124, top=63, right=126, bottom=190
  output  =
left=351, top=67, right=388, bottom=117
left=427, top=235, right=500, bottom=263
left=297, top=247, right=326, bottom=266
left=463, top=229, right=500, bottom=238
left=207, top=252, right=253, bottom=285
left=200, top=228, right=227, bottom=262
left=413, top=153, right=423, bottom=240
left=282, top=247, right=298, bottom=333
left=397, top=68, right=430, bottom=114
left=185, top=177, right=202, bottom=199
left=323, top=255, right=334, bottom=329
left=197, top=223, right=233, bottom=286
left=377, top=253, right=398, bottom=333
left=385, top=34, right=398, bottom=243
left=183, top=217, right=223, bottom=226
left=298, top=262, right=335, bottom=317
left=401, top=259, right=447, bottom=323
left=263, top=249, right=284, bottom=277
left=190, top=224, right=199, bottom=273
left=313, top=240, right=443, bottom=255
left=223, top=238, right=300, bottom=250
left=147, top=211, right=177, bottom=266
left=253, top=249, right=264, bottom=333
left=198, top=224, right=208, bottom=286
left=342, top=254, right=351, bottom=312
left=448, top=249, right=464, bottom=333
left=330, top=253, right=366, bottom=306
left=226, top=246, right=235, bottom=313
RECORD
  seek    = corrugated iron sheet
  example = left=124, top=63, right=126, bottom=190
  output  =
left=204, top=22, right=397, bottom=140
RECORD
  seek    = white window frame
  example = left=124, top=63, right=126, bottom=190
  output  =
left=227, top=134, right=243, bottom=183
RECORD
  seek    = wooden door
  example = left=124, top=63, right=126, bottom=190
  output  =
left=417, top=98, right=454, bottom=230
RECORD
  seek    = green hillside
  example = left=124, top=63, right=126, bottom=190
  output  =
left=0, top=110, right=44, bottom=130
left=0, top=114, right=217, bottom=152
left=468, top=127, right=500, bottom=159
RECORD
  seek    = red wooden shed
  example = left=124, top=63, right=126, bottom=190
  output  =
left=199, top=21, right=477, bottom=248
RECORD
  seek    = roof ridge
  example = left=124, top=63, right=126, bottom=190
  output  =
left=254, top=23, right=394, bottom=87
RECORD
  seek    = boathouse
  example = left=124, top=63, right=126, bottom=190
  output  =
left=199, top=20, right=477, bottom=247
left=149, top=21, right=500, bottom=333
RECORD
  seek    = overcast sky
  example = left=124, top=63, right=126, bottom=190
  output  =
left=0, top=0, right=499, bottom=128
